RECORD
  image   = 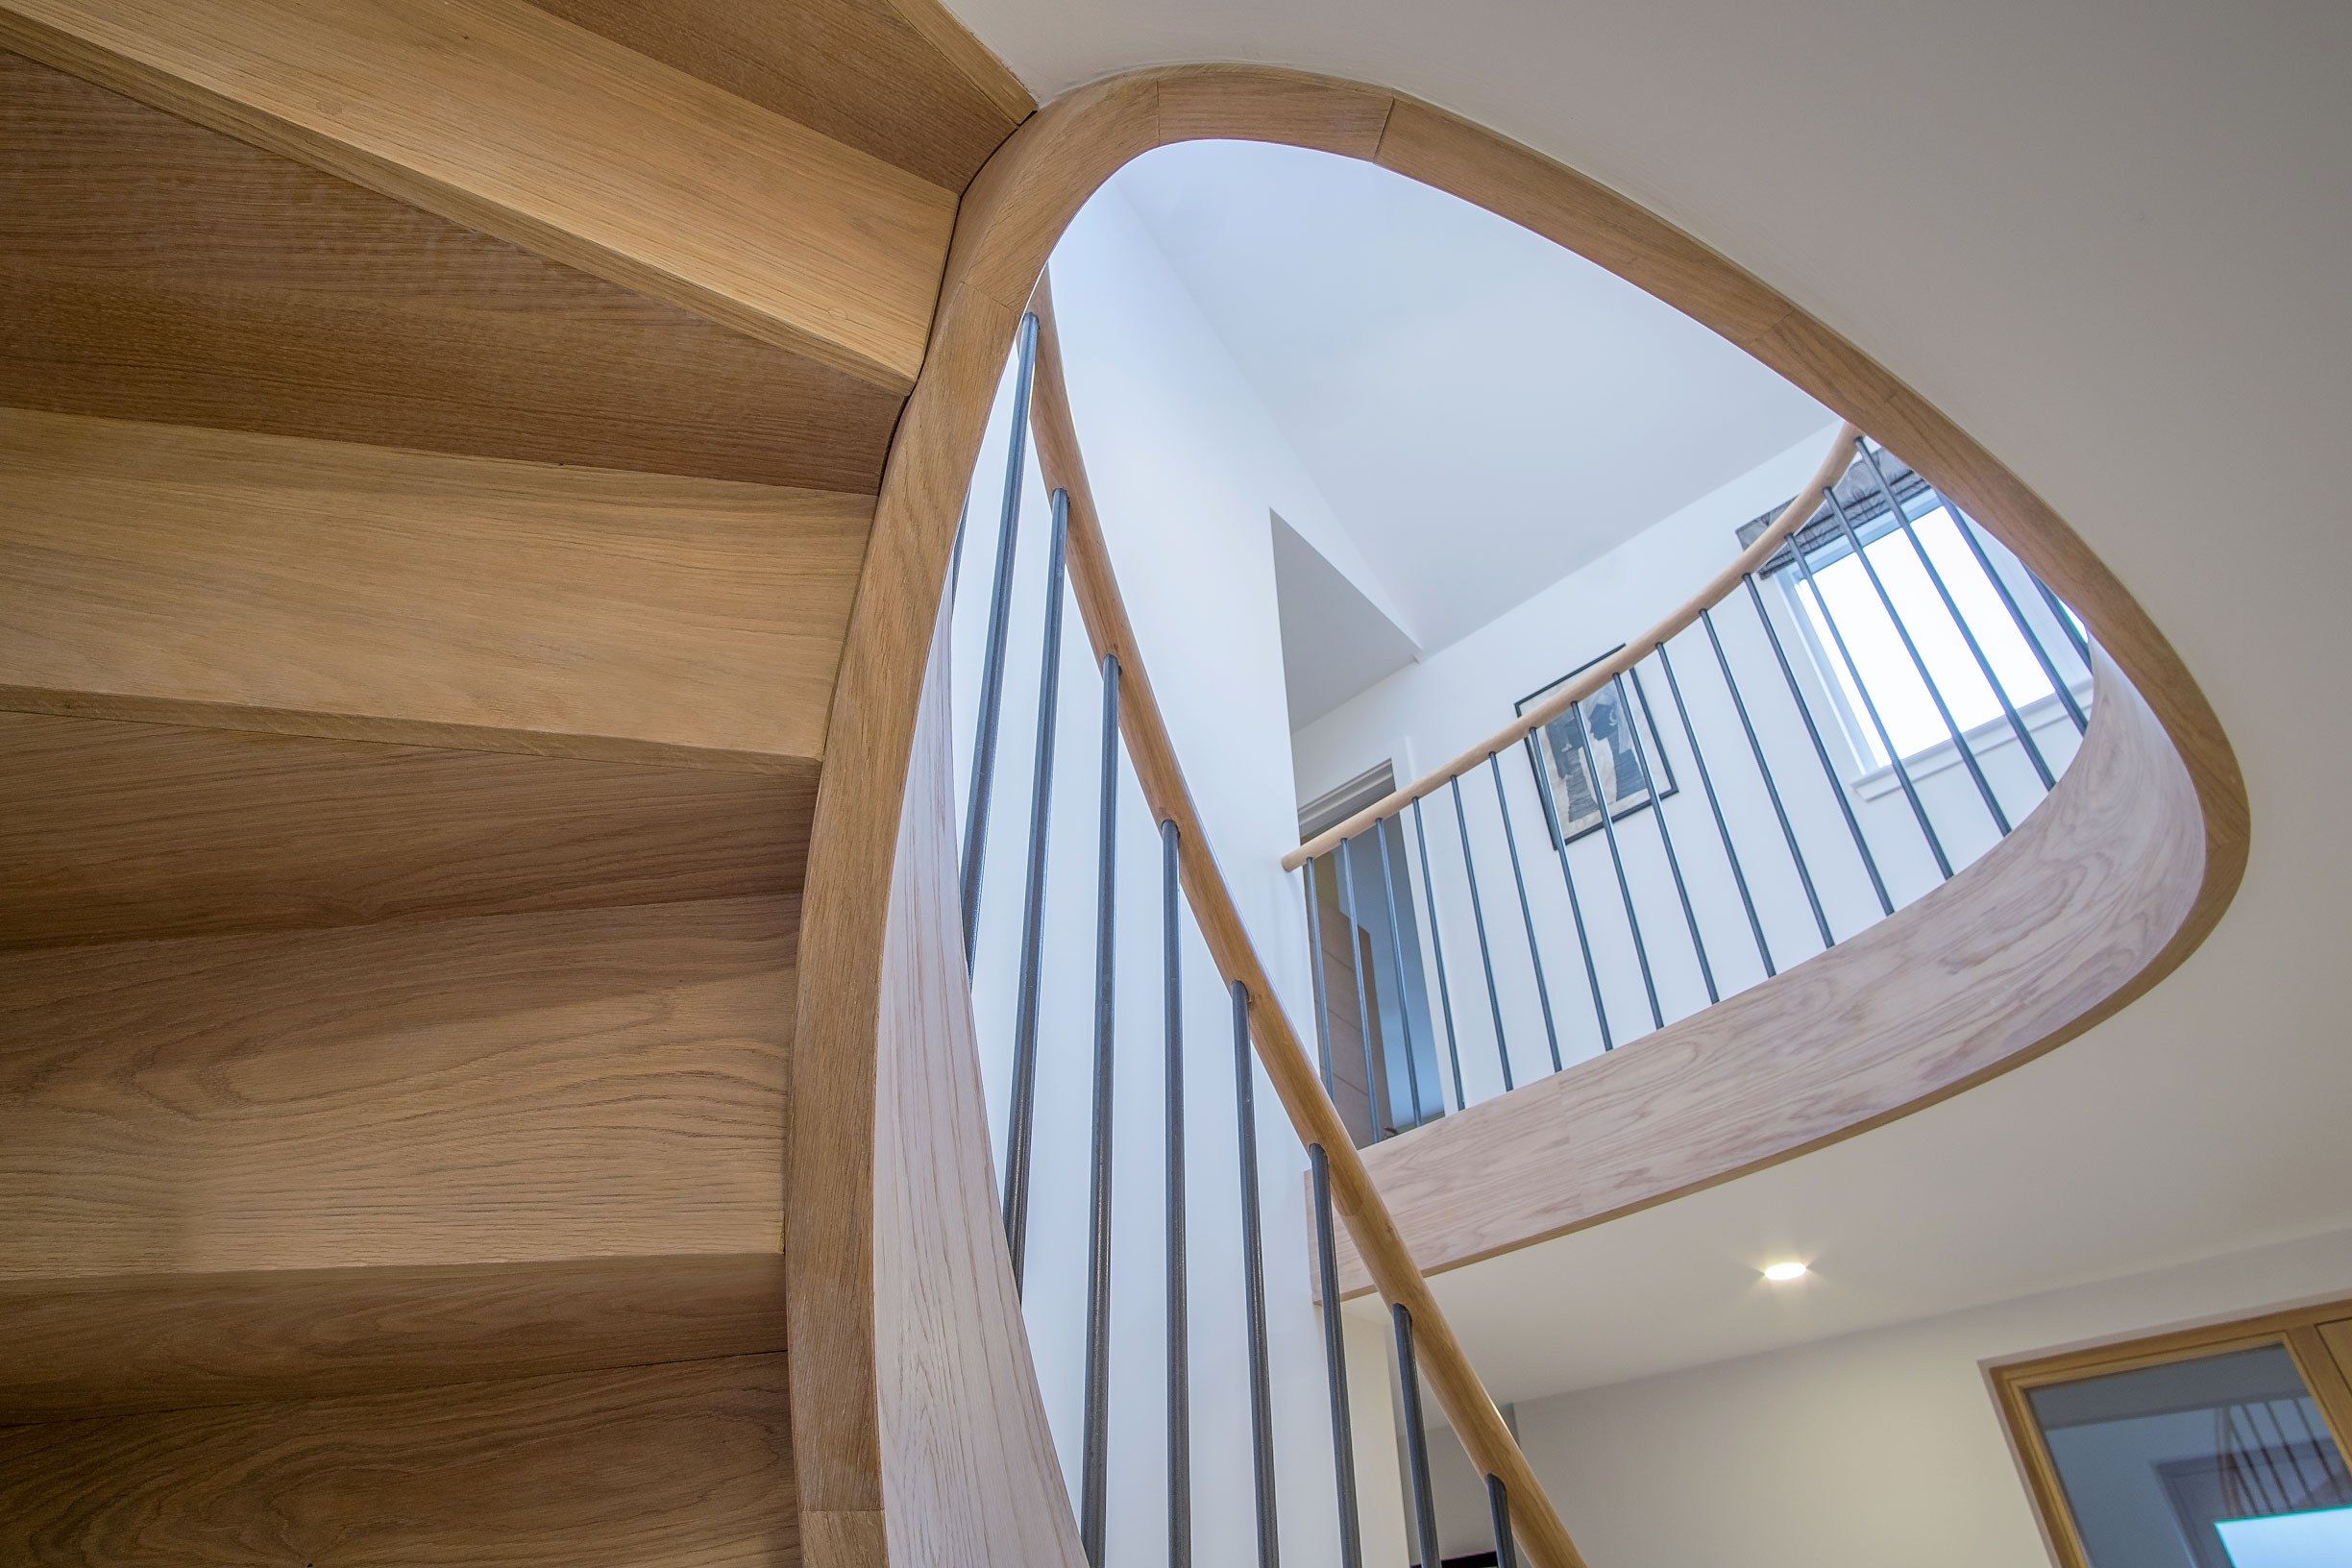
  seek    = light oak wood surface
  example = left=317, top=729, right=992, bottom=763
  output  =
left=0, top=408, right=866, bottom=770
left=0, top=50, right=902, bottom=494
left=796, top=63, right=2246, bottom=1568
left=1329, top=656, right=2203, bottom=1296
left=0, top=1253, right=788, bottom=1422
left=0, top=0, right=957, bottom=388
left=0, top=895, right=795, bottom=1280
left=0, top=1353, right=798, bottom=1565
left=0, top=710, right=812, bottom=950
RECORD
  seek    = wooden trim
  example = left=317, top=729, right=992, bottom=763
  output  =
left=790, top=62, right=2248, bottom=1568
left=1989, top=1295, right=2352, bottom=1568
left=1286, top=419, right=1860, bottom=869
left=878, top=0, right=1038, bottom=128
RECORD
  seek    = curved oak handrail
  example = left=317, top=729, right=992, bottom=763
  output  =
left=787, top=62, right=2247, bottom=1568
left=1286, top=417, right=1860, bottom=870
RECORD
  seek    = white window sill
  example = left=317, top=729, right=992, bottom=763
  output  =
left=1850, top=679, right=2095, bottom=802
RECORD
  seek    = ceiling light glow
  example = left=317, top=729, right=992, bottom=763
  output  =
left=1761, top=1261, right=1809, bottom=1283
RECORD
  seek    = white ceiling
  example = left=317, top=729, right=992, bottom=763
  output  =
left=1107, top=138, right=1831, bottom=666
left=950, top=0, right=2352, bottom=1401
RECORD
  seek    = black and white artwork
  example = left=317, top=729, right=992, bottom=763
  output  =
left=1516, top=648, right=1676, bottom=845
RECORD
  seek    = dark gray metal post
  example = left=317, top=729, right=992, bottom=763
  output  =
left=1372, top=822, right=1427, bottom=1129
left=1702, top=605, right=1835, bottom=949
left=1528, top=744, right=1613, bottom=1054
left=1301, top=858, right=1337, bottom=1094
left=1485, top=1475, right=1521, bottom=1568
left=1644, top=650, right=1774, bottom=977
left=1449, top=777, right=1515, bottom=1092
left=1310, top=1145, right=1364, bottom=1568
left=1161, top=820, right=1190, bottom=1568
left=1929, top=491, right=2090, bottom=735
left=1335, top=836, right=1390, bottom=1141
left=1078, top=651, right=1119, bottom=1567
left=1231, top=982, right=1280, bottom=1568
left=1392, top=1305, right=1442, bottom=1568
left=1486, top=757, right=1564, bottom=1072
left=1409, top=799, right=1468, bottom=1111
left=1564, top=686, right=1667, bottom=1024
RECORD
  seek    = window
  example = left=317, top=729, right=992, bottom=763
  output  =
left=1994, top=1298, right=2352, bottom=1568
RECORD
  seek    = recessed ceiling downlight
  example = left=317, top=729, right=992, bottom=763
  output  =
left=1761, top=1261, right=1810, bottom=1284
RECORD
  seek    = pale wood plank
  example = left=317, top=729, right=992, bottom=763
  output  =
left=0, top=408, right=867, bottom=770
left=0, top=0, right=957, bottom=388
left=0, top=895, right=795, bottom=1280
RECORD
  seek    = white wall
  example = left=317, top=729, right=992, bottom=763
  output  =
left=1416, top=1225, right=2352, bottom=1567
left=947, top=184, right=1409, bottom=1568
left=1291, top=427, right=2094, bottom=1105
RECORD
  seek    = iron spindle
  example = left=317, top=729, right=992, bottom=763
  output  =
left=1000, top=490, right=1070, bottom=1286
left=1703, top=604, right=1835, bottom=949
left=1078, top=651, right=1119, bottom=1567
left=1564, top=690, right=1665, bottom=1029
left=1486, top=757, right=1564, bottom=1072
left=1373, top=822, right=1428, bottom=1130
left=1611, top=673, right=1715, bottom=1003
left=1449, top=777, right=1516, bottom=1092
left=2034, top=571, right=2094, bottom=665
left=1644, top=650, right=1774, bottom=976
left=1391, top=1306, right=1443, bottom=1568
left=1301, top=859, right=1337, bottom=1094
left=1742, top=573, right=1893, bottom=914
left=1310, top=1145, right=1365, bottom=1568
left=1931, top=492, right=2090, bottom=735
left=1335, top=836, right=1391, bottom=1140
left=1529, top=740, right=1613, bottom=1054
left=1485, top=1475, right=1521, bottom=1568
left=1409, top=799, right=1469, bottom=1111
left=1161, top=821, right=1191, bottom=1568
left=959, top=310, right=1041, bottom=965
left=1230, top=983, right=1280, bottom=1568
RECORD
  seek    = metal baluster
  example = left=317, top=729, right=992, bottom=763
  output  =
left=1373, top=822, right=1427, bottom=1130
left=1742, top=574, right=1894, bottom=915
left=1392, top=1306, right=1442, bottom=1568
left=1486, top=757, right=1564, bottom=1072
left=1449, top=777, right=1515, bottom=1093
left=1926, top=490, right=2090, bottom=735
left=1851, top=441, right=2056, bottom=790
left=1301, top=859, right=1337, bottom=1094
left=1078, top=651, right=1119, bottom=1568
left=1231, top=983, right=1280, bottom=1568
left=1000, top=491, right=1068, bottom=1287
left=1563, top=692, right=1664, bottom=1030
left=1784, top=534, right=1954, bottom=880
left=1310, top=1145, right=1364, bottom=1568
left=1336, top=837, right=1390, bottom=1141
left=1615, top=668, right=1718, bottom=1002
left=1819, top=483, right=2011, bottom=834
left=959, top=311, right=1041, bottom=965
left=1702, top=605, right=1835, bottom=949
left=2034, top=572, right=2094, bottom=665
left=1485, top=1475, right=1521, bottom=1568
left=1645, top=650, right=1774, bottom=977
left=1409, top=800, right=1468, bottom=1111
left=1528, top=742, right=1613, bottom=1054
left=1161, top=821, right=1190, bottom=1568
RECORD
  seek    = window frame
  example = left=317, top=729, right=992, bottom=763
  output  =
left=1990, top=1295, right=2352, bottom=1568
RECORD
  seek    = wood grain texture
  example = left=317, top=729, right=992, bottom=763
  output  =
left=0, top=1353, right=797, bottom=1565
left=0, top=0, right=957, bottom=388
left=0, top=895, right=795, bottom=1280
left=0, top=51, right=901, bottom=494
left=527, top=0, right=1028, bottom=191
left=0, top=711, right=812, bottom=950
left=797, top=63, right=2246, bottom=1568
left=1330, top=657, right=2204, bottom=1296
left=0, top=408, right=866, bottom=770
left=0, top=1253, right=788, bottom=1422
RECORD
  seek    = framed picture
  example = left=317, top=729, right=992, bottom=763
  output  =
left=1515, top=646, right=1677, bottom=846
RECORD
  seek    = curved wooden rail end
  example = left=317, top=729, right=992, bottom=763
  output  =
left=787, top=62, right=2248, bottom=1567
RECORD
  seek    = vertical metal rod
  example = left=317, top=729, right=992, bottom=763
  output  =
left=1336, top=837, right=1389, bottom=1141
left=1161, top=821, right=1190, bottom=1568
left=1310, top=1145, right=1364, bottom=1568
left=1702, top=606, right=1835, bottom=950
left=1231, top=983, right=1281, bottom=1568
left=1785, top=536, right=1954, bottom=879
left=1486, top=757, right=1564, bottom=1072
left=1078, top=651, right=1119, bottom=1568
left=1934, top=495, right=2090, bottom=735
left=2034, top=573, right=2094, bottom=665
left=959, top=310, right=1041, bottom=965
left=1391, top=1306, right=1443, bottom=1568
left=999, top=491, right=1069, bottom=1287
left=1613, top=670, right=1716, bottom=1001
left=1563, top=692, right=1665, bottom=1029
left=1301, top=859, right=1337, bottom=1094
left=1372, top=822, right=1427, bottom=1130
left=1528, top=741, right=1613, bottom=1054
left=1646, top=649, right=1774, bottom=976
left=1449, top=777, right=1515, bottom=1093
left=1820, top=483, right=2011, bottom=834
left=1485, top=1475, right=1521, bottom=1568
left=1853, top=442, right=2056, bottom=789
left=1409, top=800, right=1468, bottom=1111
left=1743, top=574, right=1894, bottom=915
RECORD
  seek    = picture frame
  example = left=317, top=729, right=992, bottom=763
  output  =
left=1515, top=646, right=1677, bottom=847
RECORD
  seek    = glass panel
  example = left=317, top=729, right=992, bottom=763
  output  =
left=2028, top=1344, right=2352, bottom=1568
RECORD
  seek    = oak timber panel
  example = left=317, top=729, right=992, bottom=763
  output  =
left=527, top=0, right=1028, bottom=191
left=0, top=895, right=794, bottom=1279
left=0, top=1354, right=797, bottom=1566
left=0, top=1253, right=788, bottom=1422
left=0, top=0, right=957, bottom=389
left=0, top=52, right=901, bottom=494
left=0, top=409, right=866, bottom=768
left=0, top=712, right=813, bottom=950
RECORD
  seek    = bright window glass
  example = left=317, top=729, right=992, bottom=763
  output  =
left=2217, top=1506, right=2352, bottom=1567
